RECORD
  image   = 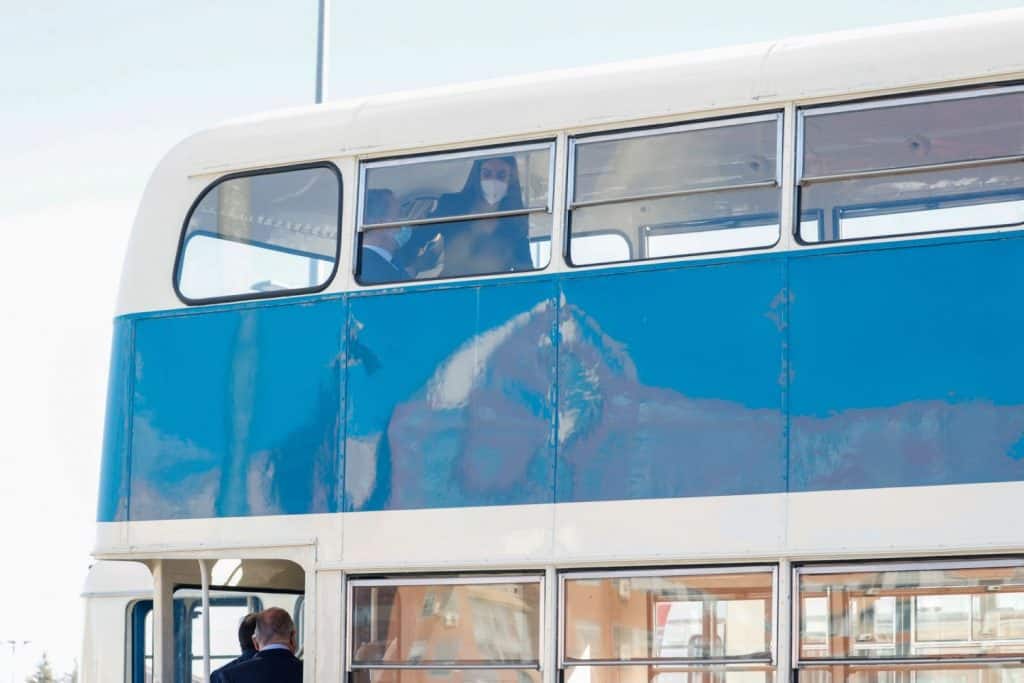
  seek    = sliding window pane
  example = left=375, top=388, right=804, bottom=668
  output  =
left=797, top=563, right=1024, bottom=660
left=562, top=571, right=774, bottom=663
left=350, top=580, right=541, bottom=666
left=362, top=146, right=551, bottom=225
left=574, top=119, right=778, bottom=205
left=802, top=90, right=1024, bottom=179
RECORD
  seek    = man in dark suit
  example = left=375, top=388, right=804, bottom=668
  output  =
left=211, top=612, right=258, bottom=682
left=219, top=607, right=302, bottom=683
left=359, top=188, right=412, bottom=285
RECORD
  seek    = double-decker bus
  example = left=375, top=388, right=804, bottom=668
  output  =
left=84, top=9, right=1024, bottom=683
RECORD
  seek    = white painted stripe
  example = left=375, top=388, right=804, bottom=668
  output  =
left=94, top=481, right=1024, bottom=569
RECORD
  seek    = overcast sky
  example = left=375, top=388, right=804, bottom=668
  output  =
left=1, top=0, right=1021, bottom=678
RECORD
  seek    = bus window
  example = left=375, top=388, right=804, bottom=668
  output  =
left=348, top=576, right=542, bottom=683
left=561, top=568, right=776, bottom=683
left=568, top=114, right=782, bottom=266
left=175, top=164, right=341, bottom=303
left=356, top=143, right=554, bottom=285
left=797, top=86, right=1024, bottom=243
left=795, top=560, right=1024, bottom=683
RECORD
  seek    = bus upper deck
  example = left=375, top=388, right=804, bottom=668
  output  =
left=89, top=9, right=1024, bottom=682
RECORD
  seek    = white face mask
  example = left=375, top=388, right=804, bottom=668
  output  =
left=480, top=178, right=508, bottom=206
left=394, top=225, right=412, bottom=248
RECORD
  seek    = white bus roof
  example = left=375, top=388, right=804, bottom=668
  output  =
left=118, top=8, right=1024, bottom=315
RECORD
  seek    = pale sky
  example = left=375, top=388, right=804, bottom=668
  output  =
left=1, top=0, right=1021, bottom=678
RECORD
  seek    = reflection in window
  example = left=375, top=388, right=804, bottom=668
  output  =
left=563, top=570, right=773, bottom=662
left=798, top=86, right=1024, bottom=243
left=176, top=166, right=340, bottom=302
left=568, top=115, right=782, bottom=266
left=357, top=144, right=554, bottom=285
left=797, top=561, right=1024, bottom=661
left=349, top=577, right=542, bottom=683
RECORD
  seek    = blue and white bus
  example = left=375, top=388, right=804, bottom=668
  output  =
left=84, top=9, right=1024, bottom=683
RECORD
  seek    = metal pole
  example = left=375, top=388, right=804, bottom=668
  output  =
left=199, top=560, right=212, bottom=682
left=315, top=0, right=330, bottom=103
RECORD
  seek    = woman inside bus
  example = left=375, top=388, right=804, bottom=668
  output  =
left=402, top=156, right=533, bottom=278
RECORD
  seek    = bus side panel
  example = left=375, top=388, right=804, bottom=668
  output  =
left=344, top=281, right=558, bottom=511
left=97, top=317, right=134, bottom=522
left=127, top=298, right=345, bottom=520
left=556, top=259, right=788, bottom=503
left=789, top=235, right=1024, bottom=492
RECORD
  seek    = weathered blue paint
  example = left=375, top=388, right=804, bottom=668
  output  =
left=345, top=281, right=558, bottom=511
left=96, top=317, right=134, bottom=522
left=123, top=298, right=344, bottom=520
left=788, top=235, right=1024, bottom=491
left=97, top=230, right=1024, bottom=521
left=557, top=259, right=786, bottom=503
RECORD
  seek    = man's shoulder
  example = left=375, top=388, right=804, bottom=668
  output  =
left=221, top=649, right=302, bottom=682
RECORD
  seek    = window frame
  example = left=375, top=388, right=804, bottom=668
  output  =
left=793, top=82, right=1024, bottom=247
left=345, top=573, right=546, bottom=673
left=791, top=558, right=1024, bottom=669
left=558, top=565, right=779, bottom=669
left=565, top=111, right=785, bottom=268
left=172, top=161, right=343, bottom=307
left=354, top=140, right=558, bottom=285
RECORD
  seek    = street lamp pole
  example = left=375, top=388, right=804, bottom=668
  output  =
left=315, top=0, right=330, bottom=103
left=6, top=640, right=31, bottom=683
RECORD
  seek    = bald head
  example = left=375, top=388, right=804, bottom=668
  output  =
left=253, top=607, right=297, bottom=652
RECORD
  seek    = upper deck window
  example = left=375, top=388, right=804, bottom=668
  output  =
left=797, top=86, right=1024, bottom=243
left=175, top=164, right=341, bottom=304
left=356, top=143, right=554, bottom=285
left=567, top=114, right=782, bottom=266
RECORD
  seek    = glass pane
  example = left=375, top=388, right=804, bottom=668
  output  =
left=798, top=563, right=1024, bottom=660
left=802, top=90, right=1024, bottom=178
left=172, top=588, right=304, bottom=669
left=563, top=571, right=774, bottom=663
left=573, top=119, right=778, bottom=205
left=570, top=186, right=779, bottom=265
left=351, top=580, right=541, bottom=665
left=564, top=664, right=773, bottom=683
left=362, top=146, right=551, bottom=225
left=177, top=166, right=339, bottom=300
left=799, top=664, right=1024, bottom=683
left=798, top=160, right=1024, bottom=243
left=352, top=670, right=541, bottom=683
left=357, top=213, right=550, bottom=284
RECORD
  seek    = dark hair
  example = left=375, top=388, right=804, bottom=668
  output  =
left=238, top=612, right=259, bottom=652
left=458, top=155, right=525, bottom=212
left=364, top=188, right=397, bottom=224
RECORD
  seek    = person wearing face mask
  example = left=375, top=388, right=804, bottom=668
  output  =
left=359, top=188, right=413, bottom=284
left=403, top=156, right=533, bottom=278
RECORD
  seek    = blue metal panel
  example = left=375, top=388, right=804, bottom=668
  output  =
left=127, top=298, right=344, bottom=520
left=97, top=317, right=134, bottom=522
left=557, top=259, right=787, bottom=502
left=344, top=281, right=558, bottom=511
left=789, top=235, right=1024, bottom=491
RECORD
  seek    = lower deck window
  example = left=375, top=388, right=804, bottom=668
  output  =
left=561, top=568, right=777, bottom=683
left=348, top=576, right=543, bottom=683
left=795, top=560, right=1024, bottom=683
